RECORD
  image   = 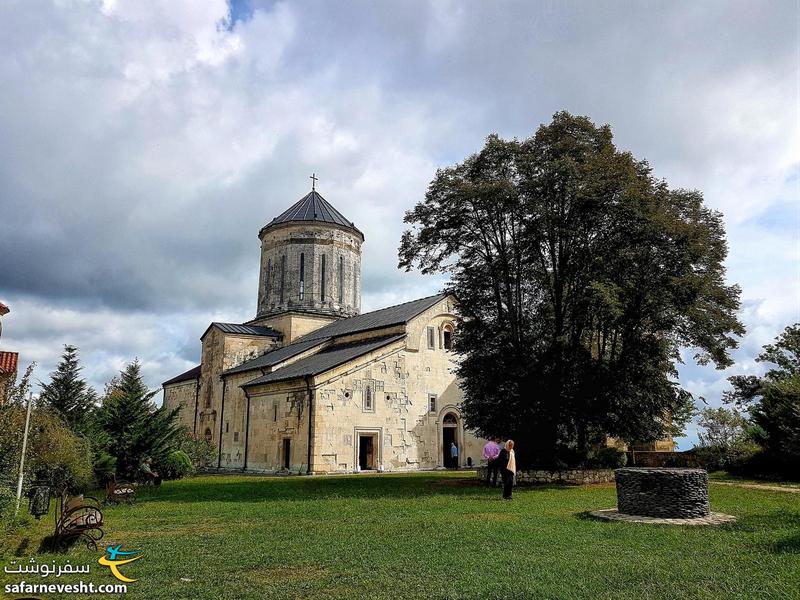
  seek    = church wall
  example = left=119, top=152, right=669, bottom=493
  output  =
left=304, top=297, right=488, bottom=473
left=251, top=311, right=337, bottom=344
left=231, top=379, right=312, bottom=473
left=197, top=327, right=280, bottom=449
left=197, top=328, right=224, bottom=446
left=163, top=379, right=198, bottom=433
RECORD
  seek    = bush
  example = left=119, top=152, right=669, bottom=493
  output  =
left=176, top=430, right=216, bottom=470
left=0, top=405, right=93, bottom=494
left=159, top=450, right=194, bottom=481
left=0, top=486, right=15, bottom=520
left=589, top=447, right=628, bottom=469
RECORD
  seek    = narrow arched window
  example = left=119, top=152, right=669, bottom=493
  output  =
left=321, top=255, right=327, bottom=301
left=204, top=428, right=212, bottom=442
left=265, top=258, right=272, bottom=301
left=280, top=255, right=286, bottom=302
left=364, top=385, right=373, bottom=411
left=443, top=326, right=453, bottom=350
left=299, top=253, right=305, bottom=300
left=338, top=256, right=344, bottom=303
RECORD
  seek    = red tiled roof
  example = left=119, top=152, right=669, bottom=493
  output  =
left=0, top=351, right=19, bottom=374
left=0, top=302, right=9, bottom=316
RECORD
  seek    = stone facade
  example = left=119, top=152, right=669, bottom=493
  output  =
left=196, top=326, right=281, bottom=446
left=218, top=296, right=486, bottom=473
left=476, top=466, right=615, bottom=485
left=163, top=378, right=199, bottom=432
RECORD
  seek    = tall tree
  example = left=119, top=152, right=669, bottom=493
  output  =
left=39, top=345, right=97, bottom=432
left=400, top=112, right=743, bottom=466
left=726, top=324, right=800, bottom=475
left=96, top=360, right=181, bottom=478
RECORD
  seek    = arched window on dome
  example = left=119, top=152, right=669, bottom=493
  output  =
left=321, top=255, right=327, bottom=301
left=265, top=258, right=272, bottom=301
left=299, top=253, right=305, bottom=300
left=338, top=256, right=344, bottom=303
left=280, top=255, right=286, bottom=302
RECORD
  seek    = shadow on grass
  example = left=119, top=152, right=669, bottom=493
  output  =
left=135, top=473, right=566, bottom=505
left=767, top=533, right=800, bottom=554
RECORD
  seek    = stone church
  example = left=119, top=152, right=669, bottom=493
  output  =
left=163, top=187, right=487, bottom=473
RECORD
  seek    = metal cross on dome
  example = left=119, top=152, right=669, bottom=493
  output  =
left=310, top=173, right=318, bottom=191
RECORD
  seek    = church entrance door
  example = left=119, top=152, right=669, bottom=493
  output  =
left=358, top=435, right=375, bottom=470
left=443, top=426, right=456, bottom=468
left=282, top=438, right=291, bottom=470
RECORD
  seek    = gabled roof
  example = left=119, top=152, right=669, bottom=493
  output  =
left=261, top=190, right=362, bottom=237
left=162, top=364, right=201, bottom=386
left=222, top=337, right=330, bottom=376
left=201, top=322, right=282, bottom=340
left=0, top=302, right=9, bottom=316
left=242, top=335, right=404, bottom=387
left=0, top=351, right=19, bottom=375
left=298, top=294, right=448, bottom=341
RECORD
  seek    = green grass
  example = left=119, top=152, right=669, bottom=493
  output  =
left=2, top=472, right=799, bottom=599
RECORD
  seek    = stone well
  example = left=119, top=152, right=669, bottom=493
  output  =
left=615, top=467, right=710, bottom=519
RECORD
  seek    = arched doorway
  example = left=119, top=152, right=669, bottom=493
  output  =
left=442, top=412, right=458, bottom=468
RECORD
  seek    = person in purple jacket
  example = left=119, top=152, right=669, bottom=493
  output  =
left=482, top=437, right=502, bottom=486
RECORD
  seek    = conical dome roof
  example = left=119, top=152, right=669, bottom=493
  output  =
left=262, top=190, right=362, bottom=237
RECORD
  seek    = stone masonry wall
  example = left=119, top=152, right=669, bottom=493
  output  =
left=257, top=223, right=362, bottom=319
left=476, top=466, right=615, bottom=485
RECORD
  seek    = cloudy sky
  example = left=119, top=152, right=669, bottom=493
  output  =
left=1, top=0, right=797, bottom=448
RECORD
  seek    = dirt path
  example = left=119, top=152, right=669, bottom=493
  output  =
left=711, top=481, right=800, bottom=493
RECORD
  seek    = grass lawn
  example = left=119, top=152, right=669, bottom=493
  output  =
left=2, top=472, right=799, bottom=599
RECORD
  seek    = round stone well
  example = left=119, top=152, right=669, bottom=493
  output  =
left=614, top=467, right=710, bottom=518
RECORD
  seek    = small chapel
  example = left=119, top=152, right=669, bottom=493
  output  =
left=162, top=183, right=487, bottom=473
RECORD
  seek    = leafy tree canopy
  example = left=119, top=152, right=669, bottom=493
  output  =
left=726, top=324, right=800, bottom=475
left=400, top=112, right=743, bottom=467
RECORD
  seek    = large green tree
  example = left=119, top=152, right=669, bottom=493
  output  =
left=399, top=112, right=743, bottom=467
left=96, top=360, right=182, bottom=479
left=39, top=345, right=97, bottom=432
left=726, top=324, right=800, bottom=475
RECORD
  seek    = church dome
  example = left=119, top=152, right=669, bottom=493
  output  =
left=254, top=186, right=363, bottom=321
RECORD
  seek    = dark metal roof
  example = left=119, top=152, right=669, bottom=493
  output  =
left=242, top=335, right=404, bottom=387
left=262, top=190, right=362, bottom=235
left=298, top=294, right=447, bottom=341
left=162, top=364, right=201, bottom=386
left=222, top=337, right=331, bottom=376
left=201, top=322, right=282, bottom=340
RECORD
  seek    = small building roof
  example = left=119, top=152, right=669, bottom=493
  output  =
left=200, top=322, right=282, bottom=340
left=242, top=335, right=404, bottom=387
left=162, top=364, right=201, bottom=386
left=0, top=351, right=19, bottom=375
left=260, top=190, right=362, bottom=237
left=222, top=337, right=330, bottom=376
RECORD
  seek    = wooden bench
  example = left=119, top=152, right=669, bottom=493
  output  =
left=54, top=493, right=105, bottom=550
left=106, top=477, right=136, bottom=505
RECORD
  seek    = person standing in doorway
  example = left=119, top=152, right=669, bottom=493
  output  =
left=482, top=437, right=502, bottom=486
left=497, top=440, right=516, bottom=500
left=450, top=442, right=459, bottom=469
